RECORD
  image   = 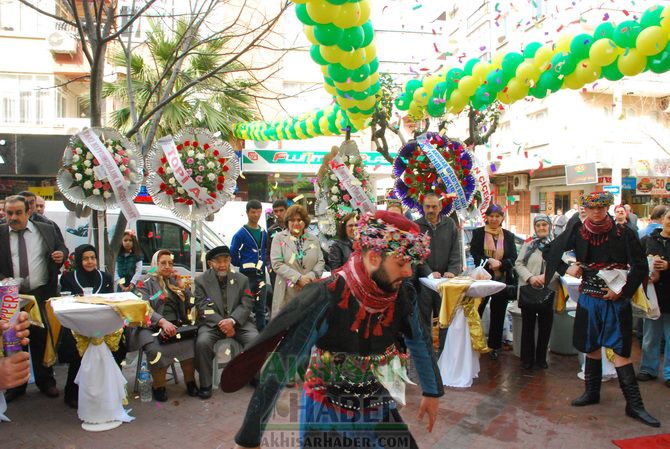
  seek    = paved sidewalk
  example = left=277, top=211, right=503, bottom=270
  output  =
left=5, top=344, right=669, bottom=449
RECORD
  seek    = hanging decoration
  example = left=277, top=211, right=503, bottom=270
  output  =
left=315, top=141, right=375, bottom=238
left=393, top=132, right=476, bottom=217
left=57, top=128, right=143, bottom=215
left=145, top=128, right=239, bottom=221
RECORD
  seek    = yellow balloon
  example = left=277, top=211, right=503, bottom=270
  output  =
left=413, top=87, right=429, bottom=106
left=357, top=0, right=371, bottom=26
left=555, top=34, right=574, bottom=53
left=295, top=126, right=306, bottom=139
left=364, top=42, right=377, bottom=61
left=491, top=52, right=505, bottom=69
left=321, top=45, right=343, bottom=64
left=304, top=26, right=318, bottom=45
left=423, top=74, right=441, bottom=93
left=458, top=75, right=478, bottom=96
left=562, top=73, right=584, bottom=90
left=338, top=96, right=356, bottom=109
left=534, top=46, right=554, bottom=68
left=637, top=26, right=668, bottom=56
left=515, top=61, right=541, bottom=85
left=306, top=122, right=315, bottom=135
left=618, top=48, right=647, bottom=76
left=496, top=90, right=512, bottom=104
left=333, top=2, right=360, bottom=28
left=662, top=7, right=670, bottom=36
left=357, top=96, right=376, bottom=110
left=307, top=0, right=340, bottom=25
left=506, top=78, right=529, bottom=101
left=340, top=48, right=367, bottom=70
left=447, top=90, right=467, bottom=113
left=472, top=61, right=491, bottom=82
left=320, top=65, right=330, bottom=77
left=324, top=83, right=337, bottom=96
left=589, top=38, right=619, bottom=66
left=575, top=59, right=601, bottom=84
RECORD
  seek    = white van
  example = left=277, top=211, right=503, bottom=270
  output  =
left=45, top=201, right=228, bottom=275
left=205, top=201, right=271, bottom=246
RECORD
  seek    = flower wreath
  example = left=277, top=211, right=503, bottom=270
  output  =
left=316, top=151, right=374, bottom=238
left=392, top=132, right=476, bottom=216
left=146, top=128, right=239, bottom=220
left=63, top=253, right=76, bottom=273
left=57, top=128, right=143, bottom=211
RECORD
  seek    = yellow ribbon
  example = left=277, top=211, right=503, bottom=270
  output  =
left=72, top=329, right=124, bottom=357
left=631, top=286, right=650, bottom=313
left=437, top=278, right=490, bottom=354
left=555, top=282, right=569, bottom=313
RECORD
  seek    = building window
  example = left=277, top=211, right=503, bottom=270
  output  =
left=0, top=0, right=51, bottom=34
left=0, top=74, right=55, bottom=125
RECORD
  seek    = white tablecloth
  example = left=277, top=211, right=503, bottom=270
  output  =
left=420, top=278, right=506, bottom=388
left=51, top=294, right=136, bottom=426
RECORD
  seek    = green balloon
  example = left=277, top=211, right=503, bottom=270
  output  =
left=446, top=68, right=464, bottom=90
left=350, top=64, right=370, bottom=82
left=405, top=79, right=423, bottom=96
left=647, top=46, right=670, bottom=73
left=369, top=57, right=379, bottom=74
left=463, top=58, right=479, bottom=75
left=529, top=85, right=548, bottom=99
left=426, top=100, right=445, bottom=117
left=329, top=0, right=347, bottom=4
left=601, top=61, right=624, bottom=81
left=368, top=81, right=381, bottom=96
left=570, top=33, right=593, bottom=61
left=502, top=52, right=524, bottom=77
left=523, top=42, right=542, bottom=59
left=314, top=23, right=343, bottom=46
left=551, top=52, right=577, bottom=76
left=338, top=26, right=365, bottom=51
left=485, top=69, right=505, bottom=93
left=640, top=5, right=664, bottom=28
left=324, top=76, right=335, bottom=86
left=593, top=22, right=615, bottom=41
left=361, top=22, right=374, bottom=47
left=328, top=64, right=349, bottom=83
left=310, top=45, right=328, bottom=65
left=295, top=4, right=316, bottom=26
left=395, top=93, right=410, bottom=111
left=613, top=20, right=642, bottom=48
left=537, top=71, right=562, bottom=92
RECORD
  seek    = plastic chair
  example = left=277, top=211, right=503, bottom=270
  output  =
left=133, top=350, right=179, bottom=393
left=212, top=338, right=243, bottom=389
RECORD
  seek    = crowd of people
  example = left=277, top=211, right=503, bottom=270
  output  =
left=0, top=190, right=668, bottom=446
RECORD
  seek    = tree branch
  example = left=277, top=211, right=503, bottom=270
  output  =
left=18, top=0, right=76, bottom=27
left=103, top=0, right=158, bottom=43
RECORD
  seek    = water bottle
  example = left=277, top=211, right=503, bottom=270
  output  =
left=138, top=361, right=152, bottom=403
left=465, top=255, right=475, bottom=276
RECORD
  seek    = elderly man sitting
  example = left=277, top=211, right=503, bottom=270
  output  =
left=194, top=246, right=259, bottom=399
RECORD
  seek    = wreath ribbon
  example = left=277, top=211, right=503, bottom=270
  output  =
left=416, top=133, right=469, bottom=211
left=329, top=155, right=376, bottom=214
left=471, top=154, right=492, bottom=218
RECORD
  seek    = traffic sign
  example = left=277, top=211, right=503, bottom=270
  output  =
left=603, top=185, right=621, bottom=194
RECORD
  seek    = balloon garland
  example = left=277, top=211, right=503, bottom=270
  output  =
left=234, top=3, right=670, bottom=140
left=395, top=4, right=670, bottom=118
left=235, top=0, right=379, bottom=141
left=393, top=133, right=476, bottom=217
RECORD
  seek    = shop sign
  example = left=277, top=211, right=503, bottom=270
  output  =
left=242, top=149, right=393, bottom=174
left=635, top=177, right=670, bottom=196
left=598, top=176, right=612, bottom=184
left=565, top=163, right=597, bottom=185
left=603, top=185, right=621, bottom=194
left=28, top=186, right=55, bottom=200
left=622, top=177, right=637, bottom=190
left=631, top=159, right=670, bottom=177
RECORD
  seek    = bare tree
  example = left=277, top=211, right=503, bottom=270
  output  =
left=24, top=0, right=291, bottom=270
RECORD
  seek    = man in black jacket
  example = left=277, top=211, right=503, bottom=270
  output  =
left=544, top=191, right=660, bottom=427
left=1, top=195, right=68, bottom=402
left=414, top=193, right=462, bottom=353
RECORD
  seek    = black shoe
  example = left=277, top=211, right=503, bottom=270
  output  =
left=522, top=361, right=534, bottom=370
left=64, top=395, right=78, bottom=409
left=636, top=372, right=657, bottom=381
left=186, top=381, right=199, bottom=397
left=572, top=357, right=601, bottom=407
left=536, top=361, right=549, bottom=369
left=617, top=364, right=661, bottom=428
left=40, top=385, right=59, bottom=398
left=198, top=386, right=212, bottom=400
left=489, top=349, right=499, bottom=361
left=4, top=387, right=26, bottom=403
left=152, top=387, right=168, bottom=402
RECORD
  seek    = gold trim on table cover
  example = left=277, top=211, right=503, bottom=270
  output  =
left=437, top=278, right=490, bottom=354
left=74, top=296, right=152, bottom=327
left=73, top=329, right=124, bottom=357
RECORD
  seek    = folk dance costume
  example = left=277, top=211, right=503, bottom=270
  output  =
left=544, top=192, right=660, bottom=427
left=223, top=211, right=443, bottom=449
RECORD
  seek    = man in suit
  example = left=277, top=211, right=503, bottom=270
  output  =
left=194, top=245, right=259, bottom=399
left=1, top=195, right=68, bottom=402
left=17, top=191, right=64, bottom=245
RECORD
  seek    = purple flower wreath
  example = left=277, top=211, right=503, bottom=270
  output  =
left=393, top=132, right=476, bottom=217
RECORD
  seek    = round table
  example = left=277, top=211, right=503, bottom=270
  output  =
left=51, top=294, right=139, bottom=431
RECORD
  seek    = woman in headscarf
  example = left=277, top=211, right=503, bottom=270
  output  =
left=127, top=249, right=198, bottom=402
left=515, top=215, right=559, bottom=370
left=470, top=204, right=518, bottom=360
left=59, top=244, right=116, bottom=408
